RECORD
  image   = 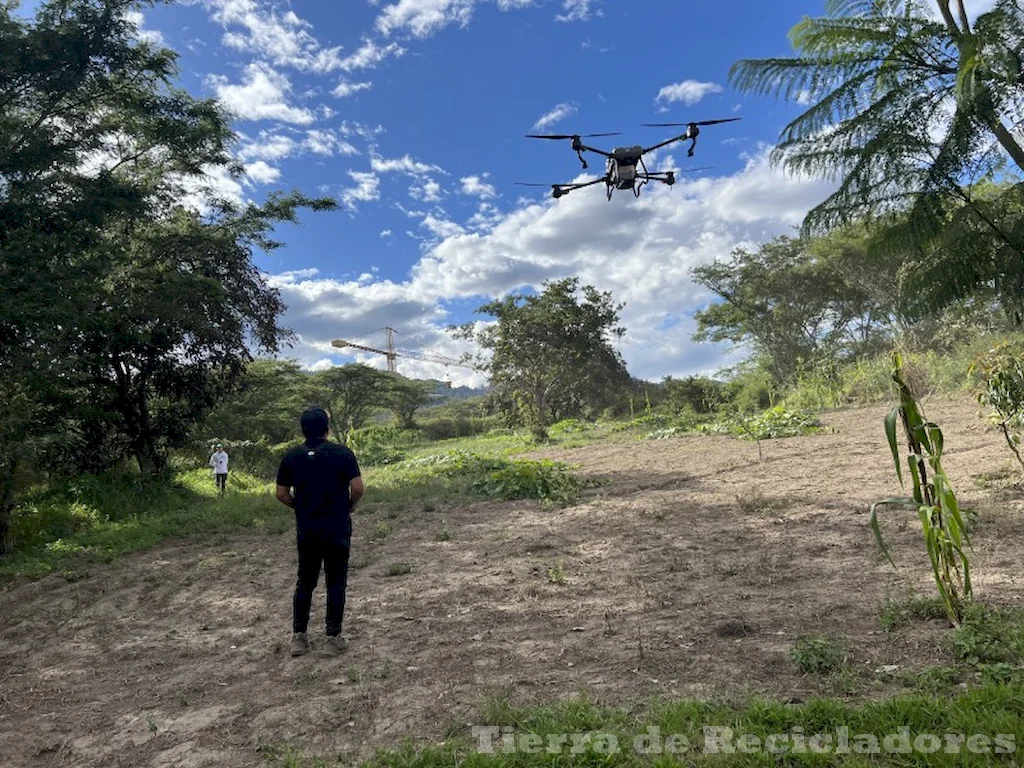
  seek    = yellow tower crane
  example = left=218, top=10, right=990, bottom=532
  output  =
left=331, top=327, right=472, bottom=386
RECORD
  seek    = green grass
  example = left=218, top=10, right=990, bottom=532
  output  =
left=1, top=467, right=289, bottom=581
left=268, top=685, right=1024, bottom=767
left=358, top=450, right=588, bottom=514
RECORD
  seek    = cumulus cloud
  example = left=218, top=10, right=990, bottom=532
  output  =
left=123, top=9, right=166, bottom=46
left=332, top=80, right=373, bottom=98
left=270, top=149, right=835, bottom=382
left=204, top=0, right=345, bottom=72
left=375, top=0, right=531, bottom=38
left=341, top=170, right=380, bottom=207
left=338, top=39, right=406, bottom=71
left=410, top=178, right=443, bottom=201
left=209, top=63, right=316, bottom=124
left=532, top=102, right=577, bottom=131
left=460, top=174, right=497, bottom=198
left=304, top=129, right=359, bottom=156
left=655, top=80, right=723, bottom=107
left=556, top=0, right=600, bottom=22
left=371, top=154, right=443, bottom=176
left=244, top=160, right=281, bottom=183
left=236, top=129, right=359, bottom=162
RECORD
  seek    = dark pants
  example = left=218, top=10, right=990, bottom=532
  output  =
left=215, top=473, right=227, bottom=492
left=293, top=534, right=351, bottom=636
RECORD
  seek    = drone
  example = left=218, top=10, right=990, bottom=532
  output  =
left=516, top=118, right=741, bottom=200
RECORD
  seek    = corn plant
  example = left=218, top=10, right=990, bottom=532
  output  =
left=871, top=352, right=971, bottom=627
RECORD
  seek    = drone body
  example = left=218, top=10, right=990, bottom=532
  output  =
left=519, top=118, right=740, bottom=200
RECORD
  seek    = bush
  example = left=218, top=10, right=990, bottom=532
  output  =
left=471, top=458, right=580, bottom=505
left=344, top=425, right=414, bottom=467
left=548, top=418, right=596, bottom=436
left=378, top=450, right=582, bottom=506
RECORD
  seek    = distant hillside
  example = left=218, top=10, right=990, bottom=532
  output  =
left=427, top=380, right=488, bottom=401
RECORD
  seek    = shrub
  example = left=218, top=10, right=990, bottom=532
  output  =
left=971, top=341, right=1024, bottom=475
left=345, top=425, right=414, bottom=467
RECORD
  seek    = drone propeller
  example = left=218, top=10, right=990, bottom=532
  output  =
left=524, top=132, right=621, bottom=139
left=663, top=166, right=712, bottom=173
left=514, top=182, right=557, bottom=187
left=641, top=118, right=743, bottom=127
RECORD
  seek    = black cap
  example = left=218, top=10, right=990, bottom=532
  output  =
left=300, top=408, right=329, bottom=440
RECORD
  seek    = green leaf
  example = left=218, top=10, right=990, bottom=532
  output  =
left=885, top=406, right=903, bottom=485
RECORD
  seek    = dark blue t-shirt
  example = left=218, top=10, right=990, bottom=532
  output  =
left=276, top=439, right=361, bottom=538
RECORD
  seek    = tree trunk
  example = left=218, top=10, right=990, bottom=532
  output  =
left=0, top=454, right=18, bottom=557
left=989, top=119, right=1024, bottom=174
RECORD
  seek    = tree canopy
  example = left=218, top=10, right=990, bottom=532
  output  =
left=729, top=0, right=1024, bottom=322
left=0, top=0, right=334, bottom=553
left=457, top=278, right=629, bottom=441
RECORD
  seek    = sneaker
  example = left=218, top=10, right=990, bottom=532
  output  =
left=321, top=635, right=349, bottom=657
left=290, top=632, right=310, bottom=656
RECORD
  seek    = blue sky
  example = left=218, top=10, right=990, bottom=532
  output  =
left=106, top=0, right=985, bottom=385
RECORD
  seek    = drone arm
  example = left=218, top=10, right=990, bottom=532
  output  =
left=557, top=176, right=609, bottom=192
left=640, top=133, right=689, bottom=155
left=577, top=143, right=613, bottom=159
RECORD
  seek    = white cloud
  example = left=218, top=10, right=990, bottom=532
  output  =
left=236, top=129, right=359, bottom=163
left=123, top=9, right=166, bottom=47
left=177, top=165, right=247, bottom=213
left=375, top=0, right=532, bottom=38
left=371, top=154, right=443, bottom=175
left=421, top=214, right=465, bottom=240
left=205, top=0, right=345, bottom=72
left=556, top=0, right=599, bottom=22
left=375, top=0, right=476, bottom=37
left=245, top=160, right=281, bottom=183
left=655, top=80, right=723, bottom=106
left=333, top=80, right=373, bottom=98
left=410, top=178, right=443, bottom=201
left=304, top=129, right=359, bottom=156
left=338, top=39, right=406, bottom=71
left=341, top=170, right=380, bottom=207
left=237, top=132, right=298, bottom=161
left=380, top=229, right=393, bottom=237
left=460, top=174, right=497, bottom=198
left=533, top=102, right=577, bottom=131
left=269, top=149, right=835, bottom=383
left=209, top=63, right=316, bottom=124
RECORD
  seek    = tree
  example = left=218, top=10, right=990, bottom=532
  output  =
left=312, top=365, right=392, bottom=439
left=0, top=1, right=333, bottom=551
left=691, top=235, right=890, bottom=386
left=71, top=194, right=333, bottom=475
left=384, top=375, right=436, bottom=429
left=456, top=278, right=629, bottom=441
left=729, top=0, right=1024, bottom=319
left=197, top=359, right=314, bottom=445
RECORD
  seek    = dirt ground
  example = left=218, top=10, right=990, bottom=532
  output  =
left=2, top=398, right=1023, bottom=768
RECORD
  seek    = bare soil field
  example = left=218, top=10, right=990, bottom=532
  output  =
left=2, top=398, right=1023, bottom=768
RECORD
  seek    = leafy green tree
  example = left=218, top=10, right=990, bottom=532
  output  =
left=199, top=359, right=314, bottom=445
left=730, top=0, right=1024, bottom=319
left=456, top=278, right=629, bottom=441
left=383, top=375, right=436, bottom=429
left=312, top=364, right=392, bottom=439
left=662, top=375, right=724, bottom=415
left=691, top=235, right=888, bottom=386
left=0, top=0, right=333, bottom=550
left=72, top=195, right=333, bottom=475
left=2, top=0, right=213, bottom=550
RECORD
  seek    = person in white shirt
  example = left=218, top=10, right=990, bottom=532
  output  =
left=209, top=445, right=229, bottom=495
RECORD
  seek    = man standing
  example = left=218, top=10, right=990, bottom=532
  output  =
left=209, top=444, right=229, bottom=495
left=275, top=408, right=364, bottom=657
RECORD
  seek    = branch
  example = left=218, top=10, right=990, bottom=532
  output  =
left=953, top=0, right=971, bottom=34
left=934, top=0, right=962, bottom=37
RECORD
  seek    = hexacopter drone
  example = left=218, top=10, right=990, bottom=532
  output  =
left=516, top=118, right=741, bottom=200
